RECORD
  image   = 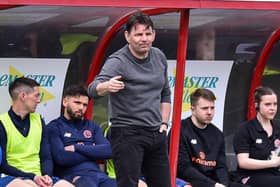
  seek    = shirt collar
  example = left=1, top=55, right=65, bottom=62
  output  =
left=253, top=117, right=275, bottom=132
left=8, top=107, right=30, bottom=121
left=60, top=115, right=84, bottom=127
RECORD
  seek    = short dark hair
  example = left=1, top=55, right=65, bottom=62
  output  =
left=190, top=88, right=216, bottom=106
left=126, top=11, right=154, bottom=33
left=254, top=86, right=276, bottom=105
left=9, top=77, right=40, bottom=100
left=63, top=85, right=89, bottom=99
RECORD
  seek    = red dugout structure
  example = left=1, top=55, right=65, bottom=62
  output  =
left=2, top=1, right=280, bottom=186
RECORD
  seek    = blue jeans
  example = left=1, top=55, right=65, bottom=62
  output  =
left=110, top=126, right=171, bottom=187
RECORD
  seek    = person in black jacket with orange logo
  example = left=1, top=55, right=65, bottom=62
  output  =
left=177, top=88, right=250, bottom=187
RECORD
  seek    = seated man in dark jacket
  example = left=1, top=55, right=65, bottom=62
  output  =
left=177, top=88, right=250, bottom=187
left=47, top=85, right=117, bottom=187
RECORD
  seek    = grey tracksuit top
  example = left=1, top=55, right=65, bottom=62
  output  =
left=88, top=45, right=171, bottom=127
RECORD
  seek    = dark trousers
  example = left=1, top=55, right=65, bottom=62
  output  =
left=191, top=180, right=251, bottom=187
left=246, top=174, right=280, bottom=187
left=110, top=126, right=171, bottom=187
left=73, top=176, right=117, bottom=187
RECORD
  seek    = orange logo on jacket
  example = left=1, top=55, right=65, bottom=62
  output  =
left=199, top=152, right=205, bottom=159
left=192, top=151, right=216, bottom=167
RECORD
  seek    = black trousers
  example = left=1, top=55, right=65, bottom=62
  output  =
left=110, top=126, right=171, bottom=187
left=191, top=180, right=251, bottom=187
left=246, top=174, right=280, bottom=187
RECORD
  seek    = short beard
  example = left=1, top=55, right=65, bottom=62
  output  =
left=66, top=107, right=83, bottom=120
